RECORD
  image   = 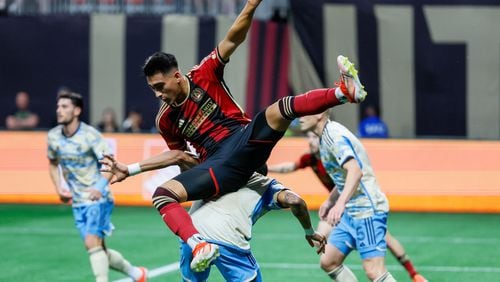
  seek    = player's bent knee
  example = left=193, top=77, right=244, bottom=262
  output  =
left=320, top=254, right=341, bottom=272
left=84, top=234, right=102, bottom=250
left=152, top=186, right=181, bottom=211
left=265, top=102, right=292, bottom=131
left=326, top=264, right=358, bottom=282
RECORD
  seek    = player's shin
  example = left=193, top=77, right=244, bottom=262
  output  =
left=88, top=246, right=109, bottom=282
left=277, top=88, right=344, bottom=120
left=327, top=264, right=358, bottom=282
left=397, top=254, right=418, bottom=278
left=373, top=271, right=396, bottom=282
left=152, top=187, right=199, bottom=243
left=107, top=249, right=143, bottom=280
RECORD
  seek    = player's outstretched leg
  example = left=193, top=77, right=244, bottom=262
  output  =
left=336, top=55, right=367, bottom=103
left=265, top=55, right=366, bottom=132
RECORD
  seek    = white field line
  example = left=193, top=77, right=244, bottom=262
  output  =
left=111, top=261, right=500, bottom=281
left=112, top=262, right=179, bottom=282
left=1, top=227, right=499, bottom=245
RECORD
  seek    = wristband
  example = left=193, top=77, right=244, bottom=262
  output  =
left=127, top=163, right=142, bottom=176
left=95, top=177, right=109, bottom=197
left=304, top=228, right=315, bottom=236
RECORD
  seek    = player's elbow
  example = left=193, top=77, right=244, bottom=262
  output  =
left=284, top=191, right=306, bottom=209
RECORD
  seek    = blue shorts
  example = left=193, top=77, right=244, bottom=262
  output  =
left=328, top=212, right=388, bottom=259
left=180, top=241, right=262, bottom=282
left=72, top=200, right=115, bottom=240
left=175, top=111, right=284, bottom=201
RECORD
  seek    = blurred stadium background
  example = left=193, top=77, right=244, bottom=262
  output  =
left=1, top=0, right=500, bottom=281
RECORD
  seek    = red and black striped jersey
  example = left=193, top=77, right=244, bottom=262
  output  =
left=296, top=152, right=335, bottom=191
left=155, top=49, right=251, bottom=160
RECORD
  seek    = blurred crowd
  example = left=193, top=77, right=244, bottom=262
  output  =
left=3, top=89, right=152, bottom=133
left=1, top=0, right=289, bottom=20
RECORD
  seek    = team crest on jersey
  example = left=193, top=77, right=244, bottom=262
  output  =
left=191, top=87, right=205, bottom=103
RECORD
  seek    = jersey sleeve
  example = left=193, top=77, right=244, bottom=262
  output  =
left=47, top=133, right=57, bottom=160
left=263, top=180, right=288, bottom=211
left=191, top=48, right=226, bottom=82
left=88, top=129, right=112, bottom=160
left=160, top=131, right=187, bottom=151
left=332, top=134, right=356, bottom=167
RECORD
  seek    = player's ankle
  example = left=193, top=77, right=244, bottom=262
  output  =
left=187, top=233, right=205, bottom=249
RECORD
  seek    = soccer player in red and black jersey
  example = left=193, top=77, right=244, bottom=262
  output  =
left=269, top=132, right=427, bottom=282
left=137, top=0, right=366, bottom=273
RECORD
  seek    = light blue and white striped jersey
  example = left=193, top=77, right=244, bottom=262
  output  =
left=320, top=120, right=389, bottom=218
left=189, top=173, right=285, bottom=250
left=47, top=122, right=112, bottom=205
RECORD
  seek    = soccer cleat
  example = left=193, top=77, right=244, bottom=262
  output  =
left=136, top=267, right=148, bottom=282
left=336, top=55, right=367, bottom=103
left=190, top=242, right=220, bottom=272
left=412, top=274, right=428, bottom=282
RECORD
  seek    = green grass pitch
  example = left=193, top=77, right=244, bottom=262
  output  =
left=1, top=204, right=500, bottom=281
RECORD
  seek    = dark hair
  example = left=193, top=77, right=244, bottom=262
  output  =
left=58, top=92, right=84, bottom=112
left=142, top=52, right=178, bottom=77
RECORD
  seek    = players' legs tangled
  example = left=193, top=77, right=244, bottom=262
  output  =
left=152, top=178, right=220, bottom=273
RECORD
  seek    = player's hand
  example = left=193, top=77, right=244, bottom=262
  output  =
left=318, top=199, right=334, bottom=221
left=99, top=154, right=129, bottom=184
left=58, top=189, right=72, bottom=203
left=179, top=151, right=200, bottom=171
left=86, top=188, right=103, bottom=201
left=305, top=231, right=326, bottom=254
left=326, top=203, right=345, bottom=226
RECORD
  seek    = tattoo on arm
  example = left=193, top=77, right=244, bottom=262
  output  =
left=285, top=191, right=313, bottom=230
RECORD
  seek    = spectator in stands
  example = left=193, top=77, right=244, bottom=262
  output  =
left=122, top=109, right=143, bottom=133
left=97, top=107, right=119, bottom=133
left=358, top=104, right=389, bottom=138
left=5, top=91, right=39, bottom=130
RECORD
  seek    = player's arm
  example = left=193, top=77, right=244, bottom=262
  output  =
left=217, top=0, right=262, bottom=61
left=48, top=159, right=72, bottom=203
left=100, top=150, right=199, bottom=184
left=268, top=162, right=297, bottom=173
left=327, top=158, right=362, bottom=225
left=318, top=186, right=339, bottom=220
left=277, top=190, right=326, bottom=254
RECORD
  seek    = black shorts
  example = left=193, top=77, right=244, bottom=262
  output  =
left=173, top=111, right=284, bottom=200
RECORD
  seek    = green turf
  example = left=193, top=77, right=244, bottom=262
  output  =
left=1, top=204, right=500, bottom=281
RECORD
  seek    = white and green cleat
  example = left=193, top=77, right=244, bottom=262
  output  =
left=336, top=55, right=367, bottom=103
left=190, top=242, right=220, bottom=272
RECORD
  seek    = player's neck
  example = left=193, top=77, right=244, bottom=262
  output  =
left=172, top=76, right=190, bottom=107
left=314, top=119, right=328, bottom=137
left=63, top=119, right=80, bottom=137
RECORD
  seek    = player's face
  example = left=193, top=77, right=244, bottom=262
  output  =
left=307, top=131, right=320, bottom=154
left=56, top=98, right=78, bottom=125
left=147, top=70, right=183, bottom=105
left=298, top=115, right=318, bottom=132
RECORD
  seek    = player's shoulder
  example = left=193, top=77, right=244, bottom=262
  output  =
left=47, top=125, right=63, bottom=139
left=80, top=122, right=105, bottom=140
left=187, top=49, right=224, bottom=76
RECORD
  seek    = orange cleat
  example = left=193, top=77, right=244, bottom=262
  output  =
left=412, top=273, right=428, bottom=282
left=190, top=241, right=220, bottom=272
left=136, top=266, right=147, bottom=282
